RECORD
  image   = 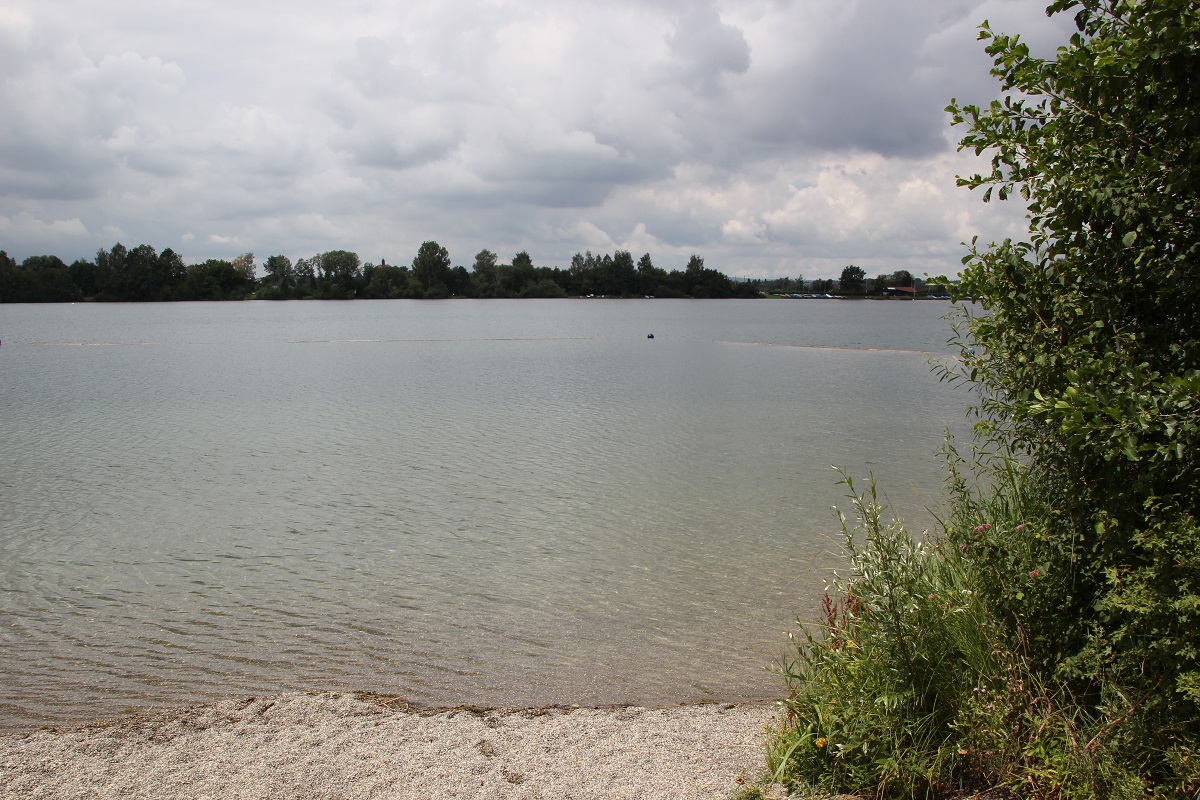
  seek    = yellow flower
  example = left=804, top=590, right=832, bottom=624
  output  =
left=846, top=640, right=857, bottom=648
left=815, top=737, right=827, bottom=749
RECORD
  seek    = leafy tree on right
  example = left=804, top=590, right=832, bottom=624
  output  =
left=770, top=2, right=1199, bottom=797
left=944, top=1, right=1199, bottom=791
left=946, top=0, right=1199, bottom=719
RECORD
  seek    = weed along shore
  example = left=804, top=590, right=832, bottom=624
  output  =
left=0, top=692, right=782, bottom=800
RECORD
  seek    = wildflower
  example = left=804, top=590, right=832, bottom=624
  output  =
left=959, top=543, right=968, bottom=551
left=846, top=640, right=857, bottom=648
left=1014, top=524, right=1027, bottom=532
left=1029, top=569, right=1040, bottom=578
left=974, top=523, right=992, bottom=533
left=815, top=737, right=827, bottom=749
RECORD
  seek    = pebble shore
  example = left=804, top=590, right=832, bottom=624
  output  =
left=0, top=692, right=780, bottom=799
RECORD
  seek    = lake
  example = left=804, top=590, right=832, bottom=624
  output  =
left=0, top=298, right=972, bottom=731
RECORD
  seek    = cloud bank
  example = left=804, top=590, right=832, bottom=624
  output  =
left=0, top=0, right=1074, bottom=278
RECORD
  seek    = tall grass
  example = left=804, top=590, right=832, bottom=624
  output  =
left=767, top=467, right=1171, bottom=799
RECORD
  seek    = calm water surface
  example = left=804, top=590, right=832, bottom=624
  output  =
left=0, top=299, right=970, bottom=730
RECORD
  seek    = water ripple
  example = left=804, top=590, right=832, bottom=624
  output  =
left=0, top=300, right=967, bottom=730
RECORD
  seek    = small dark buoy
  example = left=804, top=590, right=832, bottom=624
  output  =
left=647, top=333, right=654, bottom=339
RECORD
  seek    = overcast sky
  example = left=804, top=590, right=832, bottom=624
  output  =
left=0, top=0, right=1075, bottom=279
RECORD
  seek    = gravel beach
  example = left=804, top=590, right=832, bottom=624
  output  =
left=0, top=692, right=780, bottom=799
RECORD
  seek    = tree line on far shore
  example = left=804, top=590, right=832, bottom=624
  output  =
left=0, top=243, right=940, bottom=303
left=770, top=264, right=944, bottom=296
left=0, top=243, right=765, bottom=302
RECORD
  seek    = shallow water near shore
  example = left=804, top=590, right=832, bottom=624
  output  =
left=0, top=298, right=969, bottom=731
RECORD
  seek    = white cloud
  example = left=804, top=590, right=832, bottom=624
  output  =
left=0, top=212, right=89, bottom=242
left=0, top=6, right=32, bottom=45
left=0, top=0, right=1074, bottom=278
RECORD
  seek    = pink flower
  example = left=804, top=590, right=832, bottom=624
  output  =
left=974, top=523, right=992, bottom=533
left=1029, top=569, right=1040, bottom=578
left=1014, top=524, right=1027, bottom=532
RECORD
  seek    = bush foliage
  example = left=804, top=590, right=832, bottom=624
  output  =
left=770, top=1, right=1200, bottom=796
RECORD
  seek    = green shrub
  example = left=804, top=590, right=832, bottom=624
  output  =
left=769, top=2, right=1199, bottom=795
left=771, top=469, right=1165, bottom=798
left=941, top=0, right=1200, bottom=789
left=771, top=474, right=1005, bottom=798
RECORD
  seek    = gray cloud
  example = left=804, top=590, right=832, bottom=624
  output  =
left=666, top=3, right=751, bottom=96
left=0, top=0, right=1074, bottom=278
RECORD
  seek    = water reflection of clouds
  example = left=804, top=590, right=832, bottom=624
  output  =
left=1, top=299, right=967, bottom=731
left=286, top=337, right=597, bottom=344
left=720, top=340, right=935, bottom=355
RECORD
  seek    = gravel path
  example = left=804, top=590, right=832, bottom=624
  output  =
left=0, top=692, right=780, bottom=799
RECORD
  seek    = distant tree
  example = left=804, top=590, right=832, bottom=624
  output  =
left=521, top=278, right=567, bottom=298
left=734, top=279, right=761, bottom=298
left=0, top=250, right=16, bottom=302
left=122, top=244, right=158, bottom=301
left=69, top=258, right=98, bottom=297
left=567, top=250, right=606, bottom=294
left=94, top=243, right=127, bottom=300
left=471, top=249, right=499, bottom=297
left=263, top=255, right=295, bottom=291
left=19, top=254, right=67, bottom=272
left=156, top=248, right=187, bottom=299
left=610, top=250, right=637, bottom=295
left=317, top=250, right=361, bottom=297
left=231, top=253, right=256, bottom=287
left=891, top=269, right=914, bottom=287
left=412, top=241, right=451, bottom=295
left=0, top=254, right=81, bottom=302
left=593, top=253, right=615, bottom=294
left=682, top=257, right=734, bottom=298
left=446, top=265, right=471, bottom=296
left=185, top=259, right=250, bottom=300
left=504, top=250, right=535, bottom=295
left=363, top=264, right=413, bottom=298
left=636, top=252, right=668, bottom=295
left=839, top=265, right=866, bottom=294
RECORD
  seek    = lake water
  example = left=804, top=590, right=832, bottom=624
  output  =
left=0, top=298, right=971, bottom=731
